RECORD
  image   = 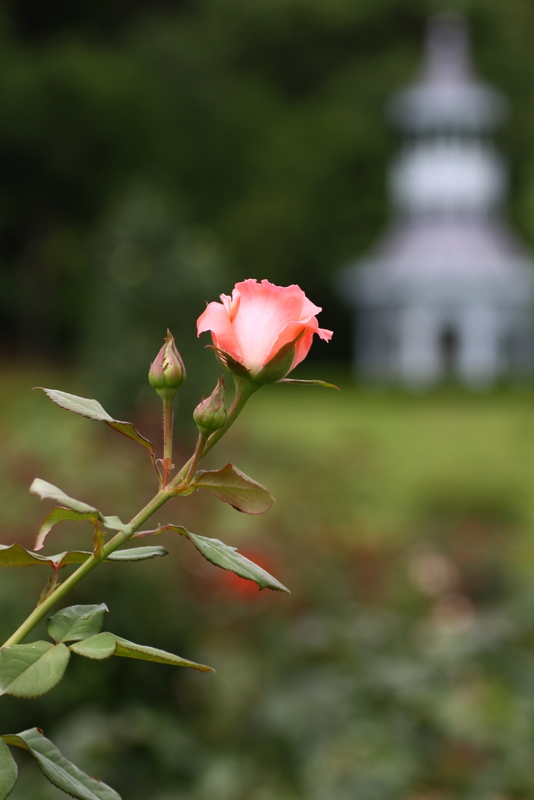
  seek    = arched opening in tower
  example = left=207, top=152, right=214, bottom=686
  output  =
left=440, top=324, right=460, bottom=379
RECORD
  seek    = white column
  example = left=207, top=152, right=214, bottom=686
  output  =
left=397, top=306, right=441, bottom=387
left=457, top=305, right=499, bottom=387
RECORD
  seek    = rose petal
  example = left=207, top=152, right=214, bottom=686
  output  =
left=293, top=325, right=333, bottom=368
left=197, top=301, right=243, bottom=362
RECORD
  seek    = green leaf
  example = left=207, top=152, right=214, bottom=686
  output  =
left=106, top=545, right=168, bottom=562
left=101, top=515, right=130, bottom=533
left=113, top=637, right=213, bottom=670
left=0, top=642, right=70, bottom=698
left=133, top=525, right=172, bottom=537
left=0, top=544, right=168, bottom=569
left=30, top=480, right=98, bottom=515
left=2, top=728, right=121, bottom=800
left=134, top=525, right=289, bottom=592
left=0, top=544, right=66, bottom=568
left=69, top=632, right=213, bottom=672
left=105, top=421, right=154, bottom=455
left=0, top=739, right=17, bottom=800
left=279, top=378, right=340, bottom=389
left=35, top=507, right=100, bottom=551
left=68, top=632, right=117, bottom=660
left=191, top=463, right=274, bottom=514
left=38, top=388, right=154, bottom=457
left=0, top=544, right=169, bottom=569
left=37, top=389, right=115, bottom=421
left=48, top=604, right=108, bottom=644
left=187, top=531, right=290, bottom=592
left=29, top=483, right=130, bottom=551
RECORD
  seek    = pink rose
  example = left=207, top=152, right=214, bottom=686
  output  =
left=197, top=279, right=333, bottom=379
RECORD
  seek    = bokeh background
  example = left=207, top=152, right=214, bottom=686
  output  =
left=3, top=1, right=534, bottom=798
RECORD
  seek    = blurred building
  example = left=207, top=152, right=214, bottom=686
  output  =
left=339, top=13, right=534, bottom=387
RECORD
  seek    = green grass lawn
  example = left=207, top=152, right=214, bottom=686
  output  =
left=234, top=377, right=534, bottom=570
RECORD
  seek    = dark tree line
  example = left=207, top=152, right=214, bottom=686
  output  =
left=0, top=0, right=533, bottom=397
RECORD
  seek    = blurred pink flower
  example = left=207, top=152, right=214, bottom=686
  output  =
left=197, top=279, right=332, bottom=378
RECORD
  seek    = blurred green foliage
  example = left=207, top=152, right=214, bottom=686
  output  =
left=3, top=372, right=534, bottom=797
left=2, top=0, right=534, bottom=405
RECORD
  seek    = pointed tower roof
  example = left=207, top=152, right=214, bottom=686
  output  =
left=354, top=216, right=534, bottom=305
left=389, top=12, right=506, bottom=132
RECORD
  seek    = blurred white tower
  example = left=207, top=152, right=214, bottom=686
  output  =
left=339, top=13, right=534, bottom=387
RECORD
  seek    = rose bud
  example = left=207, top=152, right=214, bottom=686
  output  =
left=196, top=279, right=332, bottom=383
left=148, top=330, right=186, bottom=401
left=193, top=377, right=228, bottom=435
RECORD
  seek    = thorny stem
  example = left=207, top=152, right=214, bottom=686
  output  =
left=184, top=432, right=209, bottom=484
left=2, top=377, right=260, bottom=648
left=161, top=399, right=174, bottom=487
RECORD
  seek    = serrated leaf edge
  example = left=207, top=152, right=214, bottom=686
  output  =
left=0, top=642, right=70, bottom=699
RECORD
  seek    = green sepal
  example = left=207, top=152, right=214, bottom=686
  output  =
left=0, top=543, right=168, bottom=569
left=47, top=604, right=108, bottom=644
left=190, top=463, right=274, bottom=514
left=69, top=632, right=213, bottom=672
left=209, top=336, right=306, bottom=385
left=253, top=334, right=301, bottom=384
left=279, top=378, right=340, bottom=389
left=207, top=346, right=252, bottom=379
left=1, top=728, right=121, bottom=800
left=0, top=739, right=17, bottom=800
left=38, top=388, right=154, bottom=459
left=135, top=524, right=289, bottom=592
left=0, top=642, right=70, bottom=698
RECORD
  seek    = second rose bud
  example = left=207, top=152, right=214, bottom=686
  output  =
left=194, top=378, right=228, bottom=436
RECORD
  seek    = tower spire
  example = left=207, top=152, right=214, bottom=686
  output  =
left=423, top=12, right=471, bottom=83
left=389, top=12, right=505, bottom=132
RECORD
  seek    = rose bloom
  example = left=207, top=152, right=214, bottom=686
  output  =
left=197, top=279, right=333, bottom=378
